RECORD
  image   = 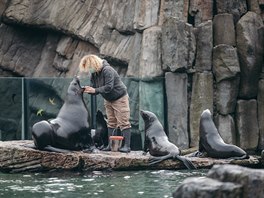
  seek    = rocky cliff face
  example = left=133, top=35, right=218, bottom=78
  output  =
left=0, top=0, right=263, bottom=151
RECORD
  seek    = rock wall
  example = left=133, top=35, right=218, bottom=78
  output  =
left=0, top=0, right=264, bottom=151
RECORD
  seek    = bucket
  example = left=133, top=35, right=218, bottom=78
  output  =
left=109, top=136, right=123, bottom=152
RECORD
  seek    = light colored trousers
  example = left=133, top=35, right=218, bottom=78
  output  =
left=104, top=94, right=131, bottom=131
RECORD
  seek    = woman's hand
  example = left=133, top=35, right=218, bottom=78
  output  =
left=84, top=86, right=96, bottom=94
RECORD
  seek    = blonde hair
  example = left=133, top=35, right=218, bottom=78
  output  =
left=79, top=54, right=103, bottom=73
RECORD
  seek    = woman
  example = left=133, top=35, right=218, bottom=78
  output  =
left=79, top=54, right=131, bottom=153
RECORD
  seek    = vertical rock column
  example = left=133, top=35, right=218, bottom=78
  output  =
left=189, top=20, right=213, bottom=148
left=165, top=73, right=189, bottom=149
left=236, top=100, right=259, bottom=151
left=162, top=17, right=196, bottom=149
left=213, top=12, right=238, bottom=145
left=236, top=11, right=264, bottom=151
left=189, top=72, right=213, bottom=147
left=212, top=44, right=240, bottom=144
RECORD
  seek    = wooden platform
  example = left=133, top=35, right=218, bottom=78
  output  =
left=0, top=140, right=261, bottom=173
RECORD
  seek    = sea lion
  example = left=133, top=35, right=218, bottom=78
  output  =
left=197, top=109, right=249, bottom=159
left=31, top=76, right=95, bottom=152
left=93, top=110, right=108, bottom=149
left=140, top=110, right=196, bottom=169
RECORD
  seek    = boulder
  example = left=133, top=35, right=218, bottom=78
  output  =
left=173, top=177, right=242, bottom=198
left=212, top=44, right=240, bottom=83
left=139, top=26, right=163, bottom=78
left=107, top=0, right=136, bottom=33
left=173, top=164, right=264, bottom=198
left=133, top=0, right=160, bottom=31
left=162, top=18, right=195, bottom=72
left=213, top=14, right=235, bottom=47
left=159, top=0, right=189, bottom=25
left=208, top=164, right=264, bottom=198
left=189, top=0, right=213, bottom=26
left=215, top=0, right=247, bottom=24
left=194, top=20, right=213, bottom=72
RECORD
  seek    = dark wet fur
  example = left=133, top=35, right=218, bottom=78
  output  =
left=198, top=109, right=249, bottom=160
left=32, top=76, right=95, bottom=152
left=93, top=110, right=108, bottom=149
left=140, top=110, right=196, bottom=170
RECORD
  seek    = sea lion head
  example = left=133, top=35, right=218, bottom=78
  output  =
left=68, top=76, right=85, bottom=95
left=199, top=109, right=216, bottom=136
left=140, top=110, right=157, bottom=122
left=201, top=109, right=212, bottom=120
left=140, top=110, right=158, bottom=127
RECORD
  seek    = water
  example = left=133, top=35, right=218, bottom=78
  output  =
left=0, top=169, right=208, bottom=198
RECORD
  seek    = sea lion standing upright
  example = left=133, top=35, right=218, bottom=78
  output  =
left=140, top=110, right=196, bottom=169
left=32, top=76, right=95, bottom=152
left=197, top=109, right=249, bottom=159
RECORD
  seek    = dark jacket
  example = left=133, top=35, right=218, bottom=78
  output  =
left=90, top=60, right=127, bottom=101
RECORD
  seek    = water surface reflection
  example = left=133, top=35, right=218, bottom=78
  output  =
left=0, top=169, right=208, bottom=198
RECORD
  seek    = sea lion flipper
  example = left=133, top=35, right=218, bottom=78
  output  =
left=175, top=155, right=196, bottom=170
left=227, top=154, right=249, bottom=160
left=43, top=145, right=71, bottom=153
left=23, top=143, right=37, bottom=149
left=148, top=154, right=173, bottom=165
left=148, top=155, right=169, bottom=165
left=24, top=144, right=63, bottom=153
left=190, top=151, right=207, bottom=157
left=83, top=146, right=99, bottom=153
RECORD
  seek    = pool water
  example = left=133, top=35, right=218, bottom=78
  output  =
left=0, top=169, right=208, bottom=198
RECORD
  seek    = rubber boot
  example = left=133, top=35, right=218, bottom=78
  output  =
left=119, top=128, right=131, bottom=153
left=102, top=128, right=116, bottom=151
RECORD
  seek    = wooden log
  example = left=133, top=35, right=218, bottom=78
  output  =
left=0, top=140, right=260, bottom=173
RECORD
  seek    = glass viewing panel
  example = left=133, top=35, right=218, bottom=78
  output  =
left=0, top=77, right=165, bottom=150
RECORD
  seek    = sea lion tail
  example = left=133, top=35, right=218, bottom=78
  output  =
left=175, top=155, right=197, bottom=170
